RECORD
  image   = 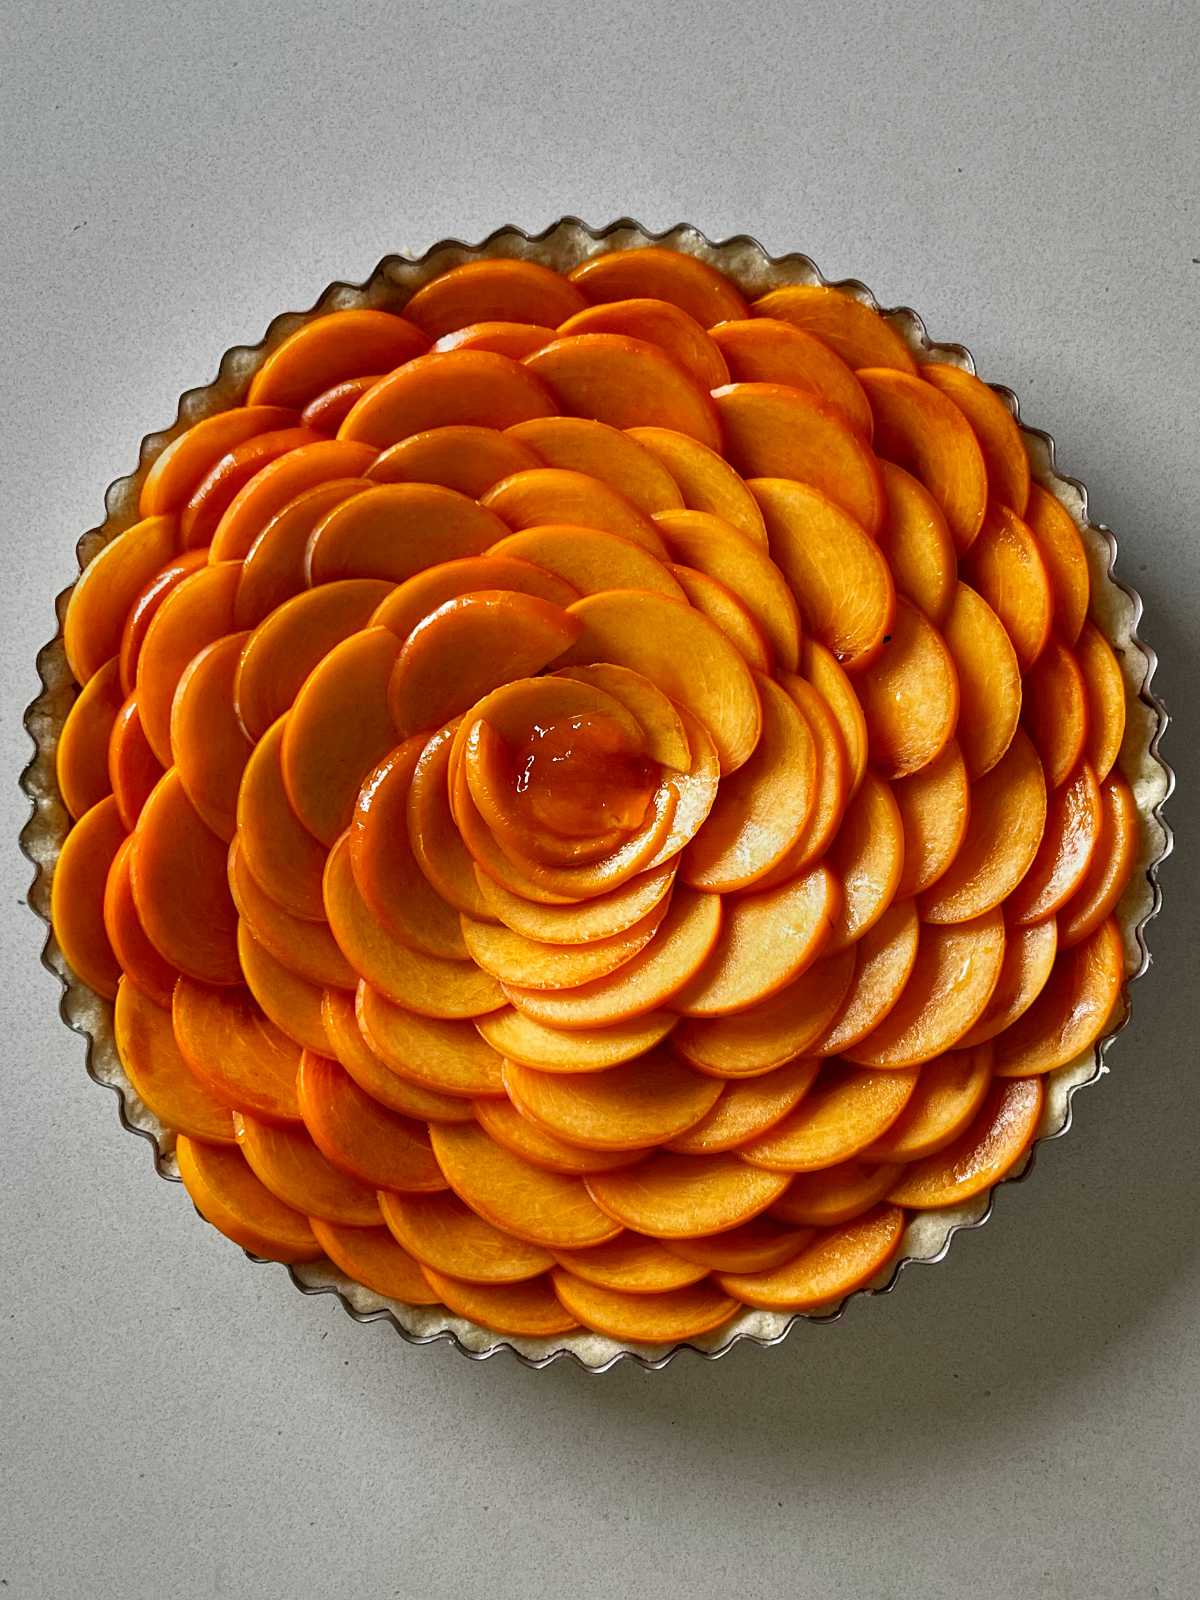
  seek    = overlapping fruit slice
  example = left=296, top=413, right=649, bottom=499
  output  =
left=52, top=242, right=1137, bottom=1347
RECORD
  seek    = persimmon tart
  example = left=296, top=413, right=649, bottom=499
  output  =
left=26, top=222, right=1169, bottom=1368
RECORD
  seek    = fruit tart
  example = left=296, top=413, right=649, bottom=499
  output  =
left=24, top=221, right=1170, bottom=1368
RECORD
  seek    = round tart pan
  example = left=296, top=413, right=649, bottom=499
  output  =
left=21, top=218, right=1173, bottom=1371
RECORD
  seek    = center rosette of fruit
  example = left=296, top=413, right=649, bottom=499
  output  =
left=52, top=246, right=1135, bottom=1346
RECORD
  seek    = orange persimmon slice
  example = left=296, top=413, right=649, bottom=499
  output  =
left=236, top=717, right=328, bottom=920
left=559, top=299, right=729, bottom=390
left=857, top=367, right=988, bottom=551
left=173, top=979, right=302, bottom=1122
left=475, top=1006, right=677, bottom=1072
left=372, top=554, right=576, bottom=641
left=356, top=982, right=505, bottom=1098
left=489, top=525, right=679, bottom=599
left=921, top=363, right=1030, bottom=515
left=1008, top=764, right=1102, bottom=925
left=435, top=321, right=556, bottom=359
left=237, top=921, right=330, bottom=1053
left=887, top=1077, right=1043, bottom=1205
left=994, top=917, right=1124, bottom=1076
left=473, top=1099, right=646, bottom=1175
left=555, top=662, right=690, bottom=772
left=58, top=656, right=123, bottom=818
left=956, top=918, right=1058, bottom=1048
left=483, top=469, right=665, bottom=551
left=228, top=838, right=353, bottom=989
left=667, top=1059, right=820, bottom=1154
left=663, top=1219, right=813, bottom=1274
left=131, top=771, right=239, bottom=984
left=140, top=409, right=297, bottom=517
left=338, top=348, right=556, bottom=449
left=750, top=285, right=918, bottom=373
left=801, top=638, right=868, bottom=799
left=507, top=416, right=685, bottom=515
left=1076, top=621, right=1126, bottom=782
left=503, top=1051, right=721, bottom=1152
left=891, top=740, right=969, bottom=899
left=234, top=478, right=371, bottom=628
left=114, top=977, right=234, bottom=1142
left=710, top=318, right=873, bottom=437
left=461, top=902, right=666, bottom=991
left=118, top=547, right=208, bottom=696
left=307, top=1220, right=439, bottom=1303
left=551, top=1273, right=737, bottom=1343
left=320, top=989, right=472, bottom=1123
left=739, top=1063, right=918, bottom=1171
left=473, top=863, right=678, bottom=954
left=569, top=246, right=747, bottom=326
left=180, top=427, right=325, bottom=549
left=526, top=333, right=722, bottom=449
left=718, top=1205, right=905, bottom=1311
left=422, top=1270, right=579, bottom=1336
left=208, top=439, right=378, bottom=561
left=378, top=1188, right=554, bottom=1283
left=407, top=721, right=494, bottom=917
left=965, top=503, right=1053, bottom=670
left=875, top=462, right=957, bottom=625
left=585, top=1151, right=791, bottom=1237
left=301, top=376, right=383, bottom=435
left=863, top=1044, right=995, bottom=1162
left=1022, top=636, right=1089, bottom=789
left=65, top=517, right=177, bottom=684
left=177, top=1136, right=319, bottom=1264
left=1026, top=484, right=1090, bottom=644
left=626, top=425, right=768, bottom=545
left=247, top=309, right=428, bottom=407
left=170, top=632, right=252, bottom=842
left=552, top=1234, right=708, bottom=1293
left=369, top=424, right=540, bottom=498
left=136, top=560, right=239, bottom=766
left=103, top=837, right=179, bottom=1009
left=815, top=899, right=921, bottom=1054
left=825, top=773, right=904, bottom=950
left=770, top=1159, right=903, bottom=1227
left=307, top=480, right=507, bottom=585
left=922, top=729, right=1047, bottom=924
left=234, top=1111, right=382, bottom=1226
left=108, top=696, right=164, bottom=830
left=940, top=581, right=1022, bottom=780
left=655, top=508, right=801, bottom=669
left=1058, top=772, right=1139, bottom=948
left=752, top=674, right=849, bottom=884
left=844, top=909, right=1006, bottom=1068
left=667, top=565, right=771, bottom=672
left=857, top=598, right=959, bottom=779
left=403, top=259, right=587, bottom=337
left=296, top=1052, right=446, bottom=1193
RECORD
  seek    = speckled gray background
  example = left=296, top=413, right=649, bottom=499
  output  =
left=2, top=2, right=1198, bottom=1596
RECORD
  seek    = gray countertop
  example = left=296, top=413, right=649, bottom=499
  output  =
left=2, top=2, right=1198, bottom=1595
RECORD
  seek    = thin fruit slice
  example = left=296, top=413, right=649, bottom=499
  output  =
left=169, top=631, right=252, bottom=841
left=237, top=922, right=330, bottom=1054
left=941, top=581, right=1022, bottom=779
left=1008, top=764, right=1102, bottom=925
left=994, top=918, right=1124, bottom=1076
left=235, top=1111, right=381, bottom=1226
left=644, top=708, right=721, bottom=870
left=585, top=1152, right=791, bottom=1237
left=173, top=979, right=301, bottom=1123
left=118, top=548, right=207, bottom=696
left=140, top=411, right=297, bottom=517
left=740, top=1063, right=918, bottom=1170
left=368, top=425, right=540, bottom=498
left=710, top=318, right=872, bottom=436
left=965, top=503, right=1052, bottom=669
left=663, top=1220, right=812, bottom=1273
left=825, top=774, right=904, bottom=950
left=844, top=910, right=1006, bottom=1068
left=507, top=416, right=685, bottom=515
left=956, top=919, right=1058, bottom=1048
left=132, top=771, right=239, bottom=984
left=104, top=838, right=179, bottom=1007
left=180, top=428, right=324, bottom=549
left=403, top=259, right=587, bottom=337
left=921, top=363, right=1030, bottom=514
left=483, top=468, right=664, bottom=549
left=670, top=565, right=771, bottom=672
left=753, top=673, right=849, bottom=882
left=58, top=657, right=123, bottom=819
left=246, top=309, right=429, bottom=407
left=338, top=349, right=556, bottom=448
left=750, top=285, right=918, bottom=373
left=489, top=523, right=679, bottom=596
left=473, top=1099, right=645, bottom=1175
left=475, top=1006, right=676, bottom=1071
left=551, top=1273, right=737, bottom=1342
left=816, top=900, right=921, bottom=1054
left=1026, top=484, right=1089, bottom=643
left=667, top=1059, right=820, bottom=1154
left=857, top=598, right=959, bottom=778
left=857, top=367, right=988, bottom=551
left=378, top=1189, right=553, bottom=1283
left=802, top=639, right=868, bottom=797
left=296, top=1053, right=446, bottom=1192
left=302, top=377, right=382, bottom=435
left=208, top=440, right=379, bottom=561
left=177, top=1137, right=319, bottom=1264
left=771, top=1159, right=903, bottom=1226
left=435, top=321, right=555, bottom=359
left=408, top=721, right=493, bottom=918
left=526, top=334, right=721, bottom=448
left=875, top=461, right=956, bottom=624
left=307, top=481, right=506, bottom=584
left=558, top=299, right=729, bottom=389
left=554, top=662, right=689, bottom=770
left=888, top=1077, right=1043, bottom=1205
left=1022, top=637, right=1089, bottom=789
left=371, top=554, right=576, bottom=641
left=672, top=867, right=839, bottom=1018
left=718, top=1206, right=905, bottom=1311
left=749, top=477, right=894, bottom=668
left=1059, top=772, right=1139, bottom=948
left=627, top=425, right=767, bottom=545
left=503, top=1051, right=721, bottom=1152
left=114, top=977, right=234, bottom=1142
left=1076, top=621, right=1126, bottom=781
left=569, top=246, right=746, bottom=325
left=892, top=740, right=969, bottom=899
left=864, top=1045, right=994, bottom=1162
left=429, top=1122, right=621, bottom=1249
left=921, top=729, right=1047, bottom=924
left=236, top=717, right=327, bottom=920
left=552, top=1234, right=708, bottom=1293
left=107, top=696, right=164, bottom=830
left=321, top=989, right=472, bottom=1122
left=308, top=1221, right=439, bottom=1303
left=673, top=947, right=855, bottom=1077
left=713, top=383, right=884, bottom=537
left=474, top=862, right=676, bottom=949
left=460, top=902, right=665, bottom=990
left=422, top=1270, right=578, bottom=1336
left=356, top=983, right=505, bottom=1097
left=136, top=560, right=239, bottom=765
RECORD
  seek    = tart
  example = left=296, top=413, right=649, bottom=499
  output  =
left=25, top=221, right=1170, bottom=1368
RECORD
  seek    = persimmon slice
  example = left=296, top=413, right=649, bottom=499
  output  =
left=177, top=1137, right=319, bottom=1263
left=558, top=589, right=762, bottom=774
left=356, top=983, right=505, bottom=1097
left=673, top=867, right=838, bottom=1018
left=551, top=1234, right=708, bottom=1293
left=956, top=919, right=1058, bottom=1048
left=235, top=1111, right=382, bottom=1226
left=801, top=638, right=868, bottom=799
left=173, top=979, right=301, bottom=1122
left=473, top=867, right=673, bottom=955
left=994, top=917, right=1124, bottom=1076
left=461, top=904, right=665, bottom=991
left=58, top=656, right=123, bottom=818
left=670, top=565, right=771, bottom=673
left=236, top=717, right=327, bottom=920
left=1026, top=484, right=1089, bottom=644
left=644, top=708, right=721, bottom=871
left=524, top=333, right=720, bottom=449
left=552, top=1274, right=737, bottom=1343
left=713, top=383, right=884, bottom=537
left=132, top=772, right=239, bottom=984
left=247, top=309, right=429, bottom=407
left=663, top=1219, right=813, bottom=1273
left=553, top=663, right=689, bottom=772
left=208, top=440, right=378, bottom=561
left=104, top=838, right=179, bottom=1008
left=225, top=853, right=348, bottom=997
left=475, top=1006, right=676, bottom=1071
left=750, top=285, right=918, bottom=373
left=1076, top=621, right=1126, bottom=782
left=875, top=461, right=956, bottom=624
left=372, top=555, right=576, bottom=642
left=405, top=721, right=492, bottom=918
left=296, top=1053, right=446, bottom=1193
left=488, top=526, right=679, bottom=601
left=1022, top=637, right=1088, bottom=790
left=237, top=922, right=330, bottom=1053
left=585, top=1152, right=791, bottom=1237
left=140, top=410, right=296, bottom=517
left=559, top=299, right=729, bottom=390
left=307, top=481, right=506, bottom=584
left=673, top=947, right=855, bottom=1077
left=302, top=377, right=383, bottom=435
left=754, top=674, right=849, bottom=883
left=891, top=740, right=969, bottom=899
left=965, top=503, right=1053, bottom=669
left=710, top=318, right=873, bottom=436
left=368, top=425, right=540, bottom=498
left=136, top=560, right=239, bottom=766
left=921, top=729, right=1047, bottom=924
left=857, top=598, right=959, bottom=778
left=170, top=631, right=252, bottom=841
left=325, top=837, right=504, bottom=1018
left=378, top=1189, right=553, bottom=1283
left=179, top=427, right=327, bottom=548
left=750, top=477, right=894, bottom=668
left=658, top=510, right=801, bottom=667
left=569, top=246, right=748, bottom=325
left=941, top=581, right=1022, bottom=779
left=403, top=258, right=587, bottom=337
left=667, top=1059, right=820, bottom=1154
left=118, top=547, right=207, bottom=696
left=863, top=1045, right=994, bottom=1162
left=114, top=978, right=234, bottom=1142
left=338, top=349, right=556, bottom=448
left=422, top=1270, right=578, bottom=1336
left=434, top=321, right=555, bottom=359
left=626, top=426, right=768, bottom=545
left=825, top=773, right=904, bottom=950
left=718, top=1205, right=905, bottom=1311
left=1008, top=764, right=1102, bottom=925
left=503, top=1051, right=721, bottom=1152
left=507, top=416, right=685, bottom=515
left=888, top=1077, right=1043, bottom=1205
left=320, top=989, right=472, bottom=1122
left=483, top=469, right=665, bottom=551
left=815, top=900, right=920, bottom=1054
left=844, top=909, right=1006, bottom=1068
left=858, top=368, right=988, bottom=551
left=429, top=1122, right=621, bottom=1249
left=108, top=696, right=164, bottom=830
left=308, top=1220, right=438, bottom=1303
left=235, top=480, right=373, bottom=630
left=921, top=363, right=1030, bottom=514
left=473, top=1099, right=643, bottom=1175
left=771, top=1159, right=902, bottom=1226
left=740, top=1063, right=918, bottom=1170
left=1059, top=772, right=1139, bottom=948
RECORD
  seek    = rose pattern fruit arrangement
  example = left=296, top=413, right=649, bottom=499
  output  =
left=29, top=225, right=1169, bottom=1364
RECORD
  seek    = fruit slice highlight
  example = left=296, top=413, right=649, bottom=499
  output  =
left=718, top=1205, right=905, bottom=1311
left=673, top=947, right=855, bottom=1076
left=993, top=917, right=1124, bottom=1076
left=887, top=1077, right=1043, bottom=1206
left=177, top=1137, right=319, bottom=1264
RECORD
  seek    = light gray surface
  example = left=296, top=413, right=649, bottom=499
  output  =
left=2, top=2, right=1198, bottom=1595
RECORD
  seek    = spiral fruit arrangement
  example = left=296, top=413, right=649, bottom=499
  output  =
left=48, top=244, right=1139, bottom=1347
